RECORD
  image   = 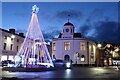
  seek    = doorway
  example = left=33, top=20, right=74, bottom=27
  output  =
left=64, top=54, right=70, bottom=61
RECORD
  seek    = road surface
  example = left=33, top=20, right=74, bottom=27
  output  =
left=0, top=67, right=120, bottom=80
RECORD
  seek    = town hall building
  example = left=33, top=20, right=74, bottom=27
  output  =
left=52, top=21, right=97, bottom=65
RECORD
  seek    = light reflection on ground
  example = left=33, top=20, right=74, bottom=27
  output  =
left=2, top=71, right=55, bottom=78
left=1, top=67, right=120, bottom=79
left=64, top=69, right=71, bottom=78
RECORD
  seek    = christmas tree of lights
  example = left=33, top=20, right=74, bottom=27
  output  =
left=15, top=5, right=54, bottom=68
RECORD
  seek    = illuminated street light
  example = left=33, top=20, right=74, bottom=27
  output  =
left=106, top=44, right=111, bottom=48
left=97, top=43, right=102, bottom=48
left=11, top=35, right=15, bottom=39
left=114, top=48, right=119, bottom=52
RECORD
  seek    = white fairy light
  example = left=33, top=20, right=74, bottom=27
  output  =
left=32, top=5, right=39, bottom=13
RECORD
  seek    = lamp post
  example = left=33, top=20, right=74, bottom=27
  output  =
left=96, top=43, right=102, bottom=67
left=106, top=44, right=111, bottom=48
left=99, top=43, right=105, bottom=67
left=97, top=43, right=102, bottom=48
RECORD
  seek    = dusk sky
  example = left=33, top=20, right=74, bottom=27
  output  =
left=2, top=2, right=119, bottom=44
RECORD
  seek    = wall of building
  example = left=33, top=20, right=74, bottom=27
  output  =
left=0, top=29, right=24, bottom=61
left=0, top=29, right=52, bottom=62
left=52, top=38, right=96, bottom=64
left=0, top=30, right=2, bottom=63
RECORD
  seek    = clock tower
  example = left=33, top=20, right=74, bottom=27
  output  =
left=62, top=21, right=74, bottom=38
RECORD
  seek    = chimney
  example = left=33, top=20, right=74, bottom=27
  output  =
left=9, top=29, right=15, bottom=34
left=19, top=33, right=24, bottom=37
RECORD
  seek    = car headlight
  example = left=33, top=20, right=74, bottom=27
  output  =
left=66, top=62, right=71, bottom=68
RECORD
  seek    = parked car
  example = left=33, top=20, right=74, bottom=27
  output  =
left=53, top=59, right=72, bottom=69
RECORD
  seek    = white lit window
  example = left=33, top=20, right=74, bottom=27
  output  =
left=11, top=35, right=15, bottom=39
left=8, top=56, right=14, bottom=61
left=7, top=37, right=11, bottom=43
left=80, top=55, right=85, bottom=62
left=1, top=55, right=7, bottom=61
left=80, top=42, right=85, bottom=51
left=64, top=42, right=70, bottom=50
left=109, top=58, right=112, bottom=65
left=53, top=42, right=56, bottom=51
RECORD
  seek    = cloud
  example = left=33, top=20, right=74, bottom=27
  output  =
left=42, top=26, right=61, bottom=41
left=94, top=21, right=120, bottom=44
left=78, top=24, right=92, bottom=36
left=43, top=10, right=83, bottom=23
left=43, top=30, right=60, bottom=40
left=86, top=8, right=105, bottom=23
left=55, top=10, right=83, bottom=21
left=78, top=19, right=120, bottom=44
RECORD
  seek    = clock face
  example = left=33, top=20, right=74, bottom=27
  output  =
left=66, top=29, right=69, bottom=32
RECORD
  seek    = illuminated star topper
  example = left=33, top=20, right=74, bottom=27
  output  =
left=32, top=5, right=39, bottom=13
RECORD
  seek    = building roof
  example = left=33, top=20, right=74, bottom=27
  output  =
left=64, top=22, right=74, bottom=26
left=74, top=33, right=82, bottom=38
left=58, top=33, right=82, bottom=38
left=58, top=33, right=62, bottom=38
left=0, top=28, right=25, bottom=38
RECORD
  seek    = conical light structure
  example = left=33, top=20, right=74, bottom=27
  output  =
left=15, top=5, right=54, bottom=68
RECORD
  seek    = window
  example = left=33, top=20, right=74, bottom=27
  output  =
left=4, top=36, right=7, bottom=39
left=10, top=44, right=13, bottom=51
left=80, top=42, right=85, bottom=50
left=81, top=55, right=85, bottom=62
left=1, top=55, right=7, bottom=61
left=53, top=42, right=56, bottom=51
left=91, top=56, right=94, bottom=62
left=71, top=28, right=72, bottom=33
left=17, top=46, right=19, bottom=51
left=3, top=43, right=6, bottom=50
left=17, top=39, right=19, bottom=42
left=64, top=42, right=70, bottom=50
left=8, top=56, right=14, bottom=61
left=90, top=45, right=93, bottom=52
left=11, top=38, right=13, bottom=41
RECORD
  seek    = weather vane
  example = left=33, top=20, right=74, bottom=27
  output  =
left=32, top=5, right=39, bottom=13
left=68, top=14, right=70, bottom=22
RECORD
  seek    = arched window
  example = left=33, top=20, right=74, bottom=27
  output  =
left=64, top=42, right=70, bottom=50
left=53, top=42, right=56, bottom=51
left=81, top=55, right=85, bottom=62
left=64, top=55, right=70, bottom=61
left=80, top=42, right=86, bottom=51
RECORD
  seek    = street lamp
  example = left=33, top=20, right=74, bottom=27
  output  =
left=106, top=44, right=111, bottom=48
left=97, top=43, right=102, bottom=67
left=114, top=48, right=119, bottom=52
left=97, top=43, right=102, bottom=48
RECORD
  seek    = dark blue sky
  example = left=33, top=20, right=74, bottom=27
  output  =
left=2, top=2, right=119, bottom=44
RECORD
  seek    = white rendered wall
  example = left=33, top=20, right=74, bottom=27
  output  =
left=52, top=38, right=96, bottom=64
left=1, top=30, right=24, bottom=61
